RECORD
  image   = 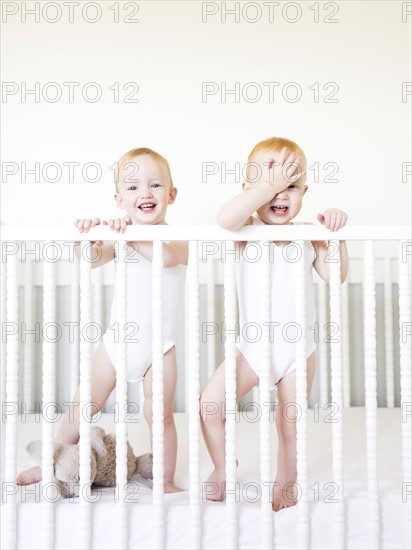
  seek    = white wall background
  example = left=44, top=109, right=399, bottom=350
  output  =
left=1, top=2, right=410, bottom=416
left=1, top=0, right=411, bottom=226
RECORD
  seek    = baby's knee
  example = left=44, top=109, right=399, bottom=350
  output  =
left=200, top=393, right=224, bottom=424
left=163, top=407, right=175, bottom=425
left=145, top=402, right=174, bottom=425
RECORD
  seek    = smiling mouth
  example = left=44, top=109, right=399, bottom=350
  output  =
left=271, top=205, right=288, bottom=216
left=138, top=203, right=156, bottom=212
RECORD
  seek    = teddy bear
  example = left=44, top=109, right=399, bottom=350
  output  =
left=26, top=426, right=153, bottom=499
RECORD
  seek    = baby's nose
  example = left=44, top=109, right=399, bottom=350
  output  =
left=139, top=186, right=153, bottom=198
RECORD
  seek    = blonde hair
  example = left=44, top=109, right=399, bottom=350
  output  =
left=246, top=137, right=306, bottom=182
left=114, top=147, right=173, bottom=193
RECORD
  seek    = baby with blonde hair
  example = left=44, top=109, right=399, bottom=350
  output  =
left=201, top=136, right=348, bottom=511
left=18, top=147, right=188, bottom=493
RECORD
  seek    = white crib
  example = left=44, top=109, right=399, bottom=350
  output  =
left=1, top=225, right=411, bottom=550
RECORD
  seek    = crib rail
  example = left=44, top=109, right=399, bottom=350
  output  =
left=1, top=225, right=411, bottom=550
left=1, top=224, right=409, bottom=241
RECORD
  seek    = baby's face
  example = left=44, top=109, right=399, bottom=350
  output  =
left=256, top=178, right=307, bottom=225
left=249, top=148, right=307, bottom=225
left=115, top=154, right=176, bottom=224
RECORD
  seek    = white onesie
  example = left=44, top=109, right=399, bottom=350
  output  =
left=102, top=249, right=186, bottom=382
left=235, top=217, right=316, bottom=387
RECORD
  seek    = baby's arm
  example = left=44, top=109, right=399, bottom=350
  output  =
left=217, top=147, right=305, bottom=230
left=74, top=218, right=115, bottom=269
left=106, top=216, right=188, bottom=267
left=217, top=185, right=273, bottom=230
left=312, top=209, right=348, bottom=283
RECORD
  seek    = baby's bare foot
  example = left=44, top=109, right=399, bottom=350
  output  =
left=164, top=482, right=183, bottom=493
left=203, top=469, right=226, bottom=501
left=272, top=480, right=298, bottom=512
left=16, top=466, right=42, bottom=486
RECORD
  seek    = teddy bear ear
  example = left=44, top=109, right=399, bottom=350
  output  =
left=54, top=445, right=80, bottom=483
left=90, top=427, right=108, bottom=461
left=26, top=440, right=42, bottom=464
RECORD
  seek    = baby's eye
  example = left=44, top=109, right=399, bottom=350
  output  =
left=288, top=184, right=297, bottom=189
left=151, top=183, right=162, bottom=188
left=128, top=186, right=137, bottom=191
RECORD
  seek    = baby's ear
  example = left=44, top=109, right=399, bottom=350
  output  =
left=114, top=193, right=123, bottom=208
left=242, top=181, right=250, bottom=191
left=168, top=186, right=177, bottom=204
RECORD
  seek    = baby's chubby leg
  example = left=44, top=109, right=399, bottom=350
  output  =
left=200, top=352, right=258, bottom=501
left=16, top=342, right=116, bottom=486
left=272, top=352, right=316, bottom=512
left=143, top=347, right=182, bottom=493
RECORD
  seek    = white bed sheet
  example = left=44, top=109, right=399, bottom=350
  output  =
left=1, top=408, right=408, bottom=550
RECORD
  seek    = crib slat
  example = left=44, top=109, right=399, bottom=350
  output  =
left=184, top=273, right=189, bottom=412
left=188, top=241, right=201, bottom=548
left=224, top=240, right=237, bottom=549
left=317, top=278, right=329, bottom=406
left=329, top=241, right=345, bottom=549
left=23, top=257, right=34, bottom=411
left=3, top=245, right=19, bottom=550
left=70, top=257, right=80, bottom=397
left=79, top=242, right=92, bottom=548
left=341, top=280, right=351, bottom=407
left=96, top=263, right=111, bottom=412
left=295, top=240, right=309, bottom=550
left=92, top=260, right=103, bottom=352
left=184, top=272, right=190, bottom=413
left=384, top=258, right=395, bottom=407
left=259, top=241, right=273, bottom=549
left=398, top=240, right=412, bottom=550
left=92, top=259, right=103, bottom=324
left=114, top=240, right=129, bottom=548
left=1, top=253, right=7, bottom=410
left=42, top=242, right=56, bottom=549
left=207, top=255, right=216, bottom=380
left=363, top=240, right=380, bottom=549
left=152, top=240, right=165, bottom=550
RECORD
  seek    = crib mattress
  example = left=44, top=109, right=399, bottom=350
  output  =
left=1, top=408, right=407, bottom=550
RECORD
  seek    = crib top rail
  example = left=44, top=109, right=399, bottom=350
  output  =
left=0, top=225, right=410, bottom=241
